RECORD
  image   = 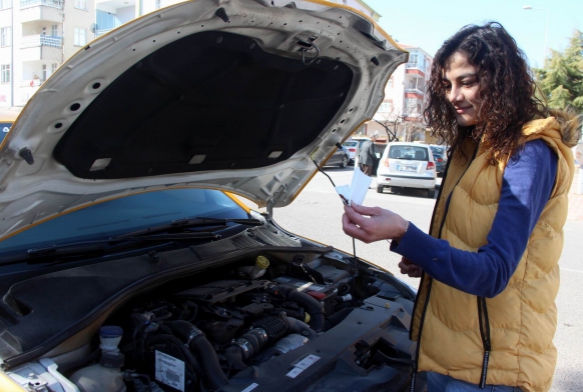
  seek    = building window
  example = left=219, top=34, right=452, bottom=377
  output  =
left=51, top=25, right=58, bottom=36
left=51, top=63, right=58, bottom=73
left=96, top=10, right=116, bottom=32
left=0, top=27, right=10, bottom=47
left=404, top=98, right=422, bottom=114
left=42, top=26, right=46, bottom=35
left=379, top=102, right=393, bottom=113
left=1, top=64, right=10, bottom=84
left=0, top=0, right=11, bottom=10
left=42, top=64, right=47, bottom=81
left=74, top=27, right=86, bottom=46
left=75, top=0, right=86, bottom=10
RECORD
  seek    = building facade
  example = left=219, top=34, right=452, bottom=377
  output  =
left=366, top=45, right=433, bottom=141
left=0, top=0, right=96, bottom=106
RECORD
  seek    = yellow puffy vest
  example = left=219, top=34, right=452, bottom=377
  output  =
left=412, top=116, right=578, bottom=392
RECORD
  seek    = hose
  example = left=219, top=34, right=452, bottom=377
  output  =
left=285, top=316, right=317, bottom=340
left=276, top=285, right=325, bottom=332
left=165, top=320, right=228, bottom=391
left=189, top=333, right=229, bottom=390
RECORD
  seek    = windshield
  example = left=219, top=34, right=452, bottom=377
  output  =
left=0, top=122, right=12, bottom=143
left=0, top=189, right=249, bottom=255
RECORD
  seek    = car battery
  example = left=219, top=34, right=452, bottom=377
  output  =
left=313, top=264, right=352, bottom=285
left=273, top=276, right=337, bottom=315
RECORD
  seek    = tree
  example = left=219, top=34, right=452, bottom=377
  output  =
left=535, top=30, right=583, bottom=112
left=373, top=109, right=425, bottom=142
left=373, top=118, right=399, bottom=142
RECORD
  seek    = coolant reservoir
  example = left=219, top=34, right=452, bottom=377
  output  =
left=69, top=326, right=127, bottom=392
left=238, top=255, right=270, bottom=279
left=253, top=255, right=270, bottom=278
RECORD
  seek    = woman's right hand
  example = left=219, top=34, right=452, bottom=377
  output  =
left=342, top=203, right=409, bottom=243
left=398, top=257, right=423, bottom=278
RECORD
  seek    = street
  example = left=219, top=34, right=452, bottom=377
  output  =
left=248, top=166, right=583, bottom=392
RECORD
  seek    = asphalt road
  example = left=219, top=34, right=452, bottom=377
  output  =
left=246, top=166, right=583, bottom=392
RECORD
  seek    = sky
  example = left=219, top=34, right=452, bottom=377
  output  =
left=363, top=0, right=583, bottom=68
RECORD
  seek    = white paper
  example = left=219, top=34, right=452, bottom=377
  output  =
left=335, top=167, right=372, bottom=206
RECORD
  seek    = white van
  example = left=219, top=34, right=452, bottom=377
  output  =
left=376, top=142, right=437, bottom=198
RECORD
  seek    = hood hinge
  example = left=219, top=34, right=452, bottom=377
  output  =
left=266, top=183, right=287, bottom=219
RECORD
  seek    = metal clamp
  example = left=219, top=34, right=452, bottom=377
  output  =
left=296, top=37, right=320, bottom=66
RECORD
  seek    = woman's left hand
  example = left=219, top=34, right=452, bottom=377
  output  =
left=398, top=257, right=423, bottom=278
left=342, top=203, right=409, bottom=243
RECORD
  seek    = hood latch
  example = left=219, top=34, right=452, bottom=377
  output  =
left=296, top=36, right=320, bottom=66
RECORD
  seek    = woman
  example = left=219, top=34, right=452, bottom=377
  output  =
left=342, top=23, right=580, bottom=392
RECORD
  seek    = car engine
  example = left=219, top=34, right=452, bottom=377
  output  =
left=3, top=251, right=417, bottom=392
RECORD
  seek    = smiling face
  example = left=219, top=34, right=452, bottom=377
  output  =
left=442, top=52, right=482, bottom=127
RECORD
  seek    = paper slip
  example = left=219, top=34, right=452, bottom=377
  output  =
left=335, top=167, right=372, bottom=206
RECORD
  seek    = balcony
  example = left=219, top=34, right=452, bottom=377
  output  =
left=20, top=35, right=62, bottom=61
left=405, top=63, right=425, bottom=77
left=21, top=34, right=62, bottom=48
left=20, top=0, right=63, bottom=23
left=405, top=88, right=424, bottom=95
left=21, top=0, right=63, bottom=9
left=20, top=78, right=44, bottom=87
left=95, top=28, right=113, bottom=38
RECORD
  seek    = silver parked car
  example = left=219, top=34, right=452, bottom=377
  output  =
left=376, top=142, right=437, bottom=198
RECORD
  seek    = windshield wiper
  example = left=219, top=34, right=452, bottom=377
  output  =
left=14, top=232, right=219, bottom=262
left=125, top=232, right=221, bottom=241
left=8, top=218, right=261, bottom=264
left=28, top=242, right=107, bottom=257
left=110, top=217, right=263, bottom=240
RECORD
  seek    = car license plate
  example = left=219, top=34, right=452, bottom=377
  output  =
left=397, top=165, right=416, bottom=172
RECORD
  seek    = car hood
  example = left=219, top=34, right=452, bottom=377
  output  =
left=0, top=0, right=406, bottom=241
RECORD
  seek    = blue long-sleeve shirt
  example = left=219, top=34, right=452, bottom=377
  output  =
left=391, top=139, right=558, bottom=298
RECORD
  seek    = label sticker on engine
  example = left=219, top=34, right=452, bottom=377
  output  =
left=155, top=351, right=185, bottom=392
left=293, top=354, right=320, bottom=369
left=286, top=354, right=320, bottom=378
left=241, top=383, right=259, bottom=392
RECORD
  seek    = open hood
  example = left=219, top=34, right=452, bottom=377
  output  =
left=0, top=0, right=407, bottom=241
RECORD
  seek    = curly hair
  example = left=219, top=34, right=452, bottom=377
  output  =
left=424, top=22, right=547, bottom=164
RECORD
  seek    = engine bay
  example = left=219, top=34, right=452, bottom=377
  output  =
left=106, top=254, right=413, bottom=391
left=3, top=246, right=416, bottom=392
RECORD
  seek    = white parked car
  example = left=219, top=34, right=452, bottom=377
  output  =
left=376, top=142, right=437, bottom=198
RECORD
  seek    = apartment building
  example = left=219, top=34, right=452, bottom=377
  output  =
left=0, top=0, right=380, bottom=108
left=0, top=0, right=96, bottom=106
left=367, top=45, right=433, bottom=140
